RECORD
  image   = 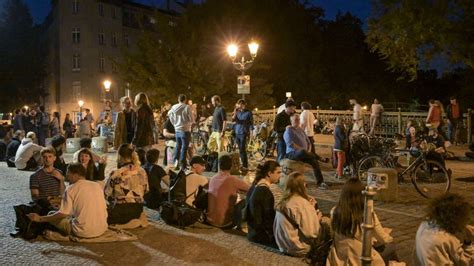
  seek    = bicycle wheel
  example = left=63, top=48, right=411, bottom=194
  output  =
left=192, top=133, right=207, bottom=156
left=250, top=139, right=266, bottom=162
left=412, top=160, right=450, bottom=199
left=357, top=156, right=385, bottom=183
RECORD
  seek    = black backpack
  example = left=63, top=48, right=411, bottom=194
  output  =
left=12, top=200, right=51, bottom=240
left=204, top=152, right=219, bottom=172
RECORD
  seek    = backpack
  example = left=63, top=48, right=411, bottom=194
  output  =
left=204, top=152, right=219, bottom=172
left=192, top=185, right=208, bottom=211
left=159, top=170, right=202, bottom=227
left=12, top=200, right=51, bottom=240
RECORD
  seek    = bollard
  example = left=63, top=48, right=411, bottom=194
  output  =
left=360, top=186, right=376, bottom=266
left=397, top=107, right=402, bottom=135
left=468, top=108, right=472, bottom=144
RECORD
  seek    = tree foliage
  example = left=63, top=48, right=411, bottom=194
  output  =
left=367, top=0, right=474, bottom=80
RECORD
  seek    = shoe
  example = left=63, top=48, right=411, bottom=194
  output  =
left=318, top=182, right=329, bottom=190
left=10, top=231, right=21, bottom=238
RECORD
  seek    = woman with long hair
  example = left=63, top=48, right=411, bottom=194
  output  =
left=132, top=92, right=155, bottom=150
left=77, top=148, right=106, bottom=181
left=415, top=193, right=473, bottom=265
left=273, top=172, right=326, bottom=256
left=328, top=178, right=398, bottom=265
left=105, top=143, right=149, bottom=227
left=62, top=113, right=74, bottom=138
left=246, top=160, right=281, bottom=247
left=50, top=112, right=61, bottom=137
left=333, top=117, right=346, bottom=179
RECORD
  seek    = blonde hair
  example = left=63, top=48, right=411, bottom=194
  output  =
left=276, top=172, right=309, bottom=211
left=134, top=92, right=150, bottom=107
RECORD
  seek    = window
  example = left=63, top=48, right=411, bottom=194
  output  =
left=72, top=54, right=81, bottom=71
left=98, top=3, right=104, bottom=16
left=112, top=58, right=118, bottom=73
left=72, top=81, right=82, bottom=101
left=112, top=7, right=116, bottom=19
left=98, top=31, right=105, bottom=45
left=112, top=33, right=117, bottom=47
left=72, top=0, right=79, bottom=14
left=99, top=57, right=105, bottom=72
left=124, top=34, right=130, bottom=47
left=72, top=28, right=80, bottom=43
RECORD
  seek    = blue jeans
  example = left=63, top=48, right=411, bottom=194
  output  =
left=173, top=131, right=191, bottom=167
left=287, top=150, right=324, bottom=184
left=235, top=134, right=248, bottom=168
left=447, top=119, right=459, bottom=142
left=276, top=139, right=286, bottom=163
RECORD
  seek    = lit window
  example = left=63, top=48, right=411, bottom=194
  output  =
left=72, top=0, right=79, bottom=14
left=99, top=3, right=104, bottom=16
left=72, top=28, right=80, bottom=43
left=72, top=54, right=81, bottom=71
left=112, top=58, right=118, bottom=73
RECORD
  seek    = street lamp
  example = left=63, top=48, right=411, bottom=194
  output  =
left=103, top=80, right=111, bottom=103
left=227, top=41, right=259, bottom=100
left=286, top=92, right=292, bottom=99
left=78, top=100, right=84, bottom=120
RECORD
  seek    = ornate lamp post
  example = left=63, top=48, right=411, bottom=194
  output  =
left=227, top=41, right=259, bottom=100
left=103, top=80, right=111, bottom=101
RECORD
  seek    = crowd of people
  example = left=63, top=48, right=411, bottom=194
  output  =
left=2, top=92, right=472, bottom=265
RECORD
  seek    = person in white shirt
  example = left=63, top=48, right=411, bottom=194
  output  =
left=349, top=99, right=363, bottom=132
left=300, top=102, right=315, bottom=153
left=185, top=156, right=209, bottom=206
left=369, top=98, right=384, bottom=135
left=15, top=132, right=43, bottom=170
left=415, top=193, right=473, bottom=266
left=27, top=163, right=108, bottom=238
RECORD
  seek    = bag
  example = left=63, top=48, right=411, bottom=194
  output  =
left=205, top=152, right=219, bottom=172
left=159, top=200, right=202, bottom=227
left=168, top=169, right=188, bottom=201
left=13, top=200, right=51, bottom=240
left=193, top=185, right=208, bottom=211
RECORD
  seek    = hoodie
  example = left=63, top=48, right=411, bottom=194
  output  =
left=168, top=103, right=193, bottom=132
left=14, top=138, right=42, bottom=169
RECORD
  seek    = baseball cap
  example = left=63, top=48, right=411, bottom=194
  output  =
left=190, top=156, right=206, bottom=165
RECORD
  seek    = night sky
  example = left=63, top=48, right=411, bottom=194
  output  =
left=22, top=0, right=371, bottom=25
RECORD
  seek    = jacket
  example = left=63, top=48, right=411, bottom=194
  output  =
left=14, top=138, right=42, bottom=169
left=132, top=104, right=155, bottom=148
left=5, top=137, right=21, bottom=162
left=333, top=125, right=346, bottom=151
left=114, top=110, right=136, bottom=149
left=168, top=103, right=193, bottom=132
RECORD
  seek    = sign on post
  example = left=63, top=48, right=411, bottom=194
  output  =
left=237, top=75, right=250, bottom=95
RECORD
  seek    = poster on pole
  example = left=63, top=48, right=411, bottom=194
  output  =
left=237, top=75, right=250, bottom=95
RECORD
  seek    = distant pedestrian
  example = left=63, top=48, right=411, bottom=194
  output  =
left=207, top=95, right=226, bottom=153
left=446, top=96, right=461, bottom=144
left=426, top=100, right=447, bottom=141
left=114, top=96, right=136, bottom=150
left=333, top=117, right=347, bottom=179
left=132, top=93, right=155, bottom=150
left=349, top=99, right=363, bottom=132
left=62, top=113, right=74, bottom=138
left=232, top=99, right=253, bottom=171
left=369, top=98, right=384, bottom=135
left=77, top=118, right=91, bottom=139
left=36, top=106, right=50, bottom=146
left=300, top=101, right=315, bottom=153
left=273, top=99, right=296, bottom=162
left=168, top=94, right=194, bottom=169
left=50, top=112, right=60, bottom=137
left=13, top=109, right=23, bottom=132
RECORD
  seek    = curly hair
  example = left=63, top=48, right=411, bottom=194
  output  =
left=427, top=193, right=470, bottom=234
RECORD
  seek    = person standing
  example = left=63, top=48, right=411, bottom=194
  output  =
left=232, top=99, right=253, bottom=171
left=207, top=95, right=226, bottom=153
left=300, top=102, right=315, bottom=153
left=273, top=99, right=296, bottom=162
left=369, top=98, right=384, bottom=135
left=114, top=96, right=136, bottom=150
left=36, top=106, right=50, bottom=146
left=132, top=93, right=155, bottom=150
left=446, top=96, right=461, bottom=144
left=168, top=94, right=194, bottom=169
left=333, top=117, right=347, bottom=179
left=349, top=99, right=363, bottom=132
left=62, top=113, right=74, bottom=138
left=50, top=112, right=60, bottom=137
left=13, top=109, right=23, bottom=132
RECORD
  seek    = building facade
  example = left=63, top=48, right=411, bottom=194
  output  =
left=43, top=0, right=183, bottom=123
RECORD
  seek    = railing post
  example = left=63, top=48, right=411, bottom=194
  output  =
left=468, top=108, right=472, bottom=144
left=397, top=107, right=402, bottom=135
left=316, top=106, right=320, bottom=120
left=361, top=186, right=376, bottom=266
left=273, top=105, right=276, bottom=123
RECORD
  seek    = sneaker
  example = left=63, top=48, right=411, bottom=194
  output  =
left=318, top=182, right=329, bottom=190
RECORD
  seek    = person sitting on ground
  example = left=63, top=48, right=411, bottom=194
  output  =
left=142, top=148, right=169, bottom=209
left=415, top=193, right=473, bottom=265
left=207, top=154, right=250, bottom=229
left=136, top=148, right=147, bottom=167
left=51, top=135, right=68, bottom=175
left=27, top=163, right=108, bottom=238
left=406, top=126, right=418, bottom=149
left=284, top=114, right=328, bottom=189
left=185, top=156, right=209, bottom=206
left=77, top=148, right=106, bottom=182
left=424, top=128, right=448, bottom=168
left=105, top=144, right=149, bottom=228
left=30, top=147, right=65, bottom=204
left=72, top=137, right=100, bottom=163
left=6, top=130, right=24, bottom=167
left=246, top=160, right=281, bottom=247
left=274, top=172, right=330, bottom=257
left=15, top=132, right=43, bottom=171
left=328, top=178, right=398, bottom=265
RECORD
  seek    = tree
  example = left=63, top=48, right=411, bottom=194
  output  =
left=366, top=0, right=474, bottom=80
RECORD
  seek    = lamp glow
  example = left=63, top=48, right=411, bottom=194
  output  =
left=227, top=44, right=238, bottom=58
left=248, top=42, right=259, bottom=57
left=78, top=100, right=84, bottom=107
left=103, top=80, right=111, bottom=92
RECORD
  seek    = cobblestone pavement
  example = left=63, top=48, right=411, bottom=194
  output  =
left=1, top=138, right=473, bottom=265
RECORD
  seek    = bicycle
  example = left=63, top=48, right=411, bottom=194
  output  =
left=357, top=140, right=451, bottom=199
left=191, top=119, right=211, bottom=156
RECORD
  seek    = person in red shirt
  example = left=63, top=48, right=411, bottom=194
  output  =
left=207, top=154, right=249, bottom=229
